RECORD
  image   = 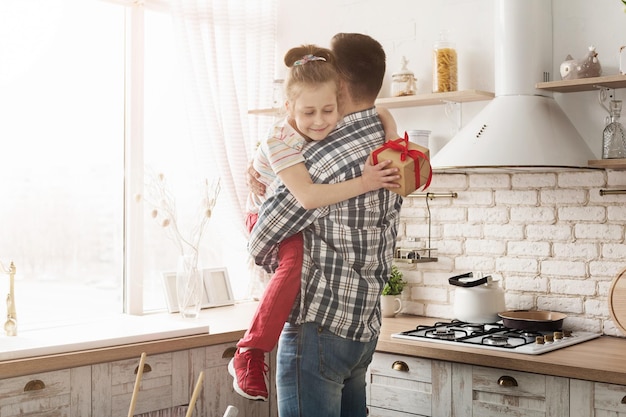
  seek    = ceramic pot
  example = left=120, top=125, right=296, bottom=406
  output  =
left=381, top=295, right=403, bottom=318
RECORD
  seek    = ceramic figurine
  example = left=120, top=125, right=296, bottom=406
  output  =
left=559, top=55, right=578, bottom=80
left=560, top=46, right=602, bottom=80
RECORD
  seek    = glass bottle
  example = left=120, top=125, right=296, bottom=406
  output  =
left=391, top=56, right=417, bottom=97
left=432, top=31, right=457, bottom=93
left=602, top=100, right=626, bottom=159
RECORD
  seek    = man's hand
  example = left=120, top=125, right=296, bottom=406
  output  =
left=247, top=161, right=266, bottom=197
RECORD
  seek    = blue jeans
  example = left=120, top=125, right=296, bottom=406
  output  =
left=276, top=322, right=378, bottom=417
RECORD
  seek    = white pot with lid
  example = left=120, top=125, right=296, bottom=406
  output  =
left=449, top=272, right=505, bottom=324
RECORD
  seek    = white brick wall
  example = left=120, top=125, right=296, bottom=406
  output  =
left=396, top=171, right=626, bottom=336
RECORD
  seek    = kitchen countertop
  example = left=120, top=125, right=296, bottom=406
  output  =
left=377, top=315, right=626, bottom=386
left=2, top=309, right=626, bottom=386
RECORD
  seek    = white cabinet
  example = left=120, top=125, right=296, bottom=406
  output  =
left=367, top=352, right=452, bottom=417
left=92, top=351, right=189, bottom=417
left=190, top=342, right=277, bottom=417
left=0, top=366, right=90, bottom=417
left=368, top=352, right=573, bottom=417
left=0, top=344, right=278, bottom=417
left=570, top=379, right=626, bottom=417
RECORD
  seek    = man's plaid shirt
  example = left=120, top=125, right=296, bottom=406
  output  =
left=248, top=107, right=403, bottom=342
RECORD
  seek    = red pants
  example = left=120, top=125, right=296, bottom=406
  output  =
left=238, top=212, right=303, bottom=352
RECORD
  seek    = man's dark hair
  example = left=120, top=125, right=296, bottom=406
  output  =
left=330, top=33, right=386, bottom=103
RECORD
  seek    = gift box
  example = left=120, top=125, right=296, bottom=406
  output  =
left=371, top=132, right=432, bottom=197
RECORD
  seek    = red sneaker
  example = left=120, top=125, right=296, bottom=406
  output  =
left=228, top=348, right=269, bottom=401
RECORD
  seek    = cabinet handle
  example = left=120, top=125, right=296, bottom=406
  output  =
left=24, top=379, right=46, bottom=392
left=134, top=363, right=152, bottom=374
left=392, top=361, right=409, bottom=372
left=222, top=346, right=237, bottom=359
left=621, top=395, right=626, bottom=404
left=497, top=376, right=518, bottom=387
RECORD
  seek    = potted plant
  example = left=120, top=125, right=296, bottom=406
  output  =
left=382, top=265, right=406, bottom=295
left=381, top=265, right=407, bottom=317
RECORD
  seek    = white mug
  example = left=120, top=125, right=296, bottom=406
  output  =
left=381, top=296, right=402, bottom=318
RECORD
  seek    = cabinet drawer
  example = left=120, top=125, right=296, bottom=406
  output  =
left=468, top=365, right=568, bottom=417
left=92, top=351, right=189, bottom=417
left=594, top=382, right=626, bottom=413
left=0, top=369, right=72, bottom=416
left=191, top=343, right=274, bottom=417
left=203, top=342, right=238, bottom=368
left=369, top=352, right=432, bottom=382
left=368, top=353, right=434, bottom=416
left=472, top=366, right=546, bottom=397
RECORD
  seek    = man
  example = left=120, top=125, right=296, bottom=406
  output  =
left=248, top=33, right=402, bottom=417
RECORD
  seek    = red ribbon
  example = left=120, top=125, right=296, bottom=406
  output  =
left=372, top=132, right=432, bottom=191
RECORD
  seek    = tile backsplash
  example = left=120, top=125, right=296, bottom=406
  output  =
left=396, top=169, right=626, bottom=336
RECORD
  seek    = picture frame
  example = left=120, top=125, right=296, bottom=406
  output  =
left=162, top=267, right=235, bottom=314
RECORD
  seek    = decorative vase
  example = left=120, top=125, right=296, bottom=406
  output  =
left=176, top=254, right=203, bottom=319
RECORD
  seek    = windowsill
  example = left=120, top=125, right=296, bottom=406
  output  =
left=0, top=313, right=210, bottom=361
left=0, top=301, right=258, bottom=366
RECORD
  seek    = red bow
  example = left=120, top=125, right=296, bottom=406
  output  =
left=372, top=132, right=432, bottom=191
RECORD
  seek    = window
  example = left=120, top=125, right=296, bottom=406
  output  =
left=0, top=0, right=125, bottom=326
left=0, top=0, right=275, bottom=328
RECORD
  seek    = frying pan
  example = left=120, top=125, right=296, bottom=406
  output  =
left=498, top=310, right=567, bottom=331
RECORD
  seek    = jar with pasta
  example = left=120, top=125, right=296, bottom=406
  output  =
left=432, top=31, right=457, bottom=93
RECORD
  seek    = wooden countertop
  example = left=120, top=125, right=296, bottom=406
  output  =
left=4, top=309, right=626, bottom=386
left=377, top=315, right=626, bottom=386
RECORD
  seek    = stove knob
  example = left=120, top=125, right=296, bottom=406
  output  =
left=554, top=331, right=563, bottom=340
left=544, top=334, right=554, bottom=343
left=535, top=336, right=545, bottom=345
left=563, top=330, right=572, bottom=337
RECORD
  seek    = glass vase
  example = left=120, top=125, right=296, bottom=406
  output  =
left=176, top=254, right=203, bottom=319
left=602, top=100, right=626, bottom=159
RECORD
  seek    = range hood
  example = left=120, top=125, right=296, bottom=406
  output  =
left=431, top=0, right=595, bottom=172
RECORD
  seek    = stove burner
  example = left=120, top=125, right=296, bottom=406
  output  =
left=483, top=335, right=510, bottom=346
left=519, top=330, right=542, bottom=338
left=429, top=328, right=457, bottom=340
left=465, top=323, right=486, bottom=333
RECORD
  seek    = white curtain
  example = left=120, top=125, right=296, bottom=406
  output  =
left=168, top=0, right=278, bottom=233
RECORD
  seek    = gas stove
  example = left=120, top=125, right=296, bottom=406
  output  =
left=392, top=320, right=601, bottom=355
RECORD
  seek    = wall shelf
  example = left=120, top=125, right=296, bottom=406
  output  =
left=588, top=159, right=626, bottom=169
left=248, top=89, right=494, bottom=116
left=374, top=89, right=494, bottom=109
left=536, top=74, right=626, bottom=93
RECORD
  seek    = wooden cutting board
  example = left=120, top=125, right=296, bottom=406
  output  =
left=608, top=268, right=626, bottom=334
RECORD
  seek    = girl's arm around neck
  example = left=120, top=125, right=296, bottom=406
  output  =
left=277, top=159, right=400, bottom=210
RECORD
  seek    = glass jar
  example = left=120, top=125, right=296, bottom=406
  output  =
left=407, top=130, right=431, bottom=149
left=432, top=31, right=457, bottom=93
left=391, top=56, right=417, bottom=97
left=602, top=99, right=626, bottom=159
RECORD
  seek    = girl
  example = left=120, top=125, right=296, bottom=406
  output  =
left=229, top=44, right=400, bottom=401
